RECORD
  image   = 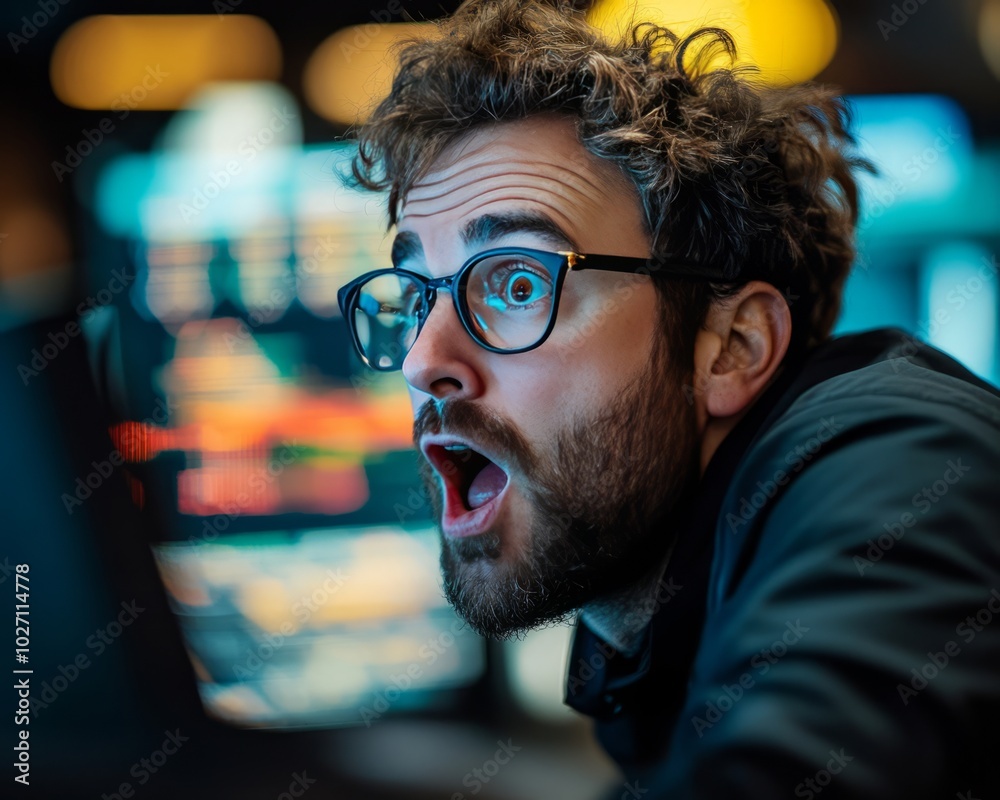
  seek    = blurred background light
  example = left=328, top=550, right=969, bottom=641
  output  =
left=0, top=123, right=74, bottom=331
left=0, top=203, right=72, bottom=325
left=50, top=15, right=282, bottom=110
left=919, top=242, right=998, bottom=383
left=852, top=94, right=973, bottom=210
left=835, top=93, right=1000, bottom=384
left=980, top=0, right=1000, bottom=82
left=96, top=83, right=302, bottom=244
left=153, top=527, right=484, bottom=728
left=504, top=625, right=578, bottom=723
left=303, top=23, right=432, bottom=126
left=85, top=74, right=479, bottom=730
left=587, top=0, right=839, bottom=84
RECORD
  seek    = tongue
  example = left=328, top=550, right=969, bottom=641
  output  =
left=467, top=462, right=507, bottom=510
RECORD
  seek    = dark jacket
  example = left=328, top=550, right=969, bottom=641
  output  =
left=565, top=328, right=1000, bottom=799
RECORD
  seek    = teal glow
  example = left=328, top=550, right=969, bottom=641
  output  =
left=920, top=243, right=999, bottom=384
left=851, top=94, right=972, bottom=221
left=835, top=262, right=917, bottom=336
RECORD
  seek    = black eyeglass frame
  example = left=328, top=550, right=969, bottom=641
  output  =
left=337, top=247, right=726, bottom=371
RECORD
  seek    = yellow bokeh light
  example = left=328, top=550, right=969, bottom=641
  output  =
left=51, top=15, right=282, bottom=110
left=588, top=0, right=839, bottom=85
left=303, top=23, right=432, bottom=127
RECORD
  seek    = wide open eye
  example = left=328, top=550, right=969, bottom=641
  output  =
left=499, top=267, right=548, bottom=307
left=466, top=253, right=557, bottom=350
left=479, top=258, right=553, bottom=312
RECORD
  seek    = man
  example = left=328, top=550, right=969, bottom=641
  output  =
left=337, top=0, right=1000, bottom=796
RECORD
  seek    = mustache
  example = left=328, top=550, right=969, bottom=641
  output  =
left=413, top=398, right=536, bottom=476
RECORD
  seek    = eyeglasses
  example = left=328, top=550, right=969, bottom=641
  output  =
left=337, top=247, right=722, bottom=371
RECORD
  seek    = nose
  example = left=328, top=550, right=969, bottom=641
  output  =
left=401, top=291, right=485, bottom=401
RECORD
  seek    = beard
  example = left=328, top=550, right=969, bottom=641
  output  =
left=413, top=334, right=699, bottom=640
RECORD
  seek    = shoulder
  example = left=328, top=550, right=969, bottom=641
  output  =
left=653, top=355, right=1000, bottom=798
left=766, top=354, right=1000, bottom=455
left=712, top=356, right=1000, bottom=607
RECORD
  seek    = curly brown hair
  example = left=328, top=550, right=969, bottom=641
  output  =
left=351, top=0, right=871, bottom=358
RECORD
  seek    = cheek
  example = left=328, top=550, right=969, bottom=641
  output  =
left=491, top=283, right=660, bottom=431
left=550, top=280, right=660, bottom=381
left=488, top=361, right=573, bottom=433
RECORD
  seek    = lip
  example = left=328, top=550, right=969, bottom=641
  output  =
left=420, top=434, right=511, bottom=539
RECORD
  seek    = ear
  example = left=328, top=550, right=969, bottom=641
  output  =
left=692, top=281, right=792, bottom=423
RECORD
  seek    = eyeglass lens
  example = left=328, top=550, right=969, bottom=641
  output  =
left=353, top=272, right=423, bottom=370
left=351, top=251, right=559, bottom=369
left=465, top=252, right=556, bottom=349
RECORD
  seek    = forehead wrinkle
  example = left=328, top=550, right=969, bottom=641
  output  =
left=407, top=194, right=586, bottom=253
left=404, top=180, right=593, bottom=217
left=408, top=160, right=609, bottom=205
left=402, top=170, right=613, bottom=236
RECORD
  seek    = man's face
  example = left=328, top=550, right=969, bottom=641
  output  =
left=396, top=115, right=699, bottom=638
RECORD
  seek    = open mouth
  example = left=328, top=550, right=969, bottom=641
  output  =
left=422, top=438, right=510, bottom=538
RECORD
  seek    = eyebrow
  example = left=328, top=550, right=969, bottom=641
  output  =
left=389, top=210, right=579, bottom=269
left=461, top=211, right=578, bottom=251
left=390, top=230, right=424, bottom=268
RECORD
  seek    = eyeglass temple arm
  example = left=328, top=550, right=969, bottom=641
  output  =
left=563, top=252, right=731, bottom=282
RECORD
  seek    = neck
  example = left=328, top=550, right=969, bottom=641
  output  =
left=699, top=366, right=785, bottom=475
